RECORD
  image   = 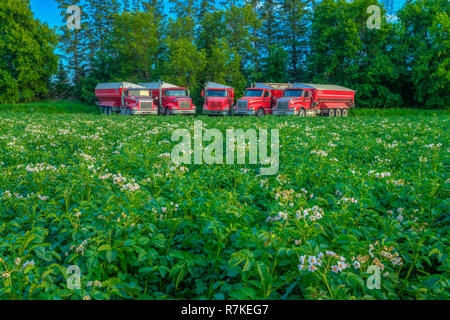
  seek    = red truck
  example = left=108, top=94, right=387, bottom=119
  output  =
left=234, top=83, right=291, bottom=116
left=272, top=83, right=355, bottom=117
left=95, top=82, right=157, bottom=115
left=139, top=82, right=196, bottom=115
left=202, top=82, right=234, bottom=116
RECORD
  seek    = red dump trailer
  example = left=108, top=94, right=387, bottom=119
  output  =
left=202, top=82, right=234, bottom=116
left=139, top=82, right=196, bottom=115
left=272, top=83, right=355, bottom=117
left=234, top=83, right=291, bottom=116
left=95, top=82, right=157, bottom=115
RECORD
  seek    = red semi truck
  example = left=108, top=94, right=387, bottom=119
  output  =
left=95, top=82, right=157, bottom=115
left=139, top=82, right=196, bottom=115
left=272, top=83, right=355, bottom=117
left=202, top=82, right=234, bottom=116
left=234, top=83, right=291, bottom=116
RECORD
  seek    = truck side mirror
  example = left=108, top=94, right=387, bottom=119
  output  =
left=201, top=91, right=204, bottom=97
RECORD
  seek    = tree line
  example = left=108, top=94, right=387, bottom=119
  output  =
left=0, top=0, right=448, bottom=108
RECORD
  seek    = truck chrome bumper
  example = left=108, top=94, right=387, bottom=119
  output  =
left=204, top=110, right=229, bottom=116
left=233, top=110, right=256, bottom=116
left=170, top=109, right=196, bottom=115
left=131, top=110, right=158, bottom=115
left=272, top=110, right=296, bottom=116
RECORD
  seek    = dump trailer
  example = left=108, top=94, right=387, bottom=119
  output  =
left=95, top=82, right=157, bottom=115
left=273, top=83, right=356, bottom=117
left=202, top=82, right=234, bottom=116
left=234, top=83, right=291, bottom=116
left=139, top=82, right=196, bottom=115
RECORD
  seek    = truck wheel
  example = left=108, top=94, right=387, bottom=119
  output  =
left=165, top=108, right=171, bottom=115
left=328, top=109, right=335, bottom=117
left=336, top=109, right=342, bottom=117
left=342, top=109, right=348, bottom=117
left=299, top=108, right=306, bottom=117
left=256, top=108, right=265, bottom=117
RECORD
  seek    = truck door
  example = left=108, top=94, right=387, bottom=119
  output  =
left=263, top=90, right=271, bottom=112
left=121, top=89, right=127, bottom=108
left=301, top=90, right=311, bottom=109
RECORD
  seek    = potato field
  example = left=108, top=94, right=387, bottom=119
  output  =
left=0, top=113, right=448, bottom=300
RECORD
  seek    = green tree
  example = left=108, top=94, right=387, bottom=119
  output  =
left=0, top=0, right=58, bottom=103
left=204, top=38, right=247, bottom=96
left=279, top=0, right=311, bottom=81
left=162, top=37, right=207, bottom=93
left=261, top=44, right=288, bottom=82
left=307, top=0, right=402, bottom=107
left=50, top=61, right=72, bottom=99
left=398, top=0, right=449, bottom=108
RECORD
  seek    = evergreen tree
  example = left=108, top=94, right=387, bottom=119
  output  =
left=279, top=0, right=311, bottom=81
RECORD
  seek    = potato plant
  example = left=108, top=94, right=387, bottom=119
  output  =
left=0, top=113, right=448, bottom=300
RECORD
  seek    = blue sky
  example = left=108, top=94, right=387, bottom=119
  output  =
left=30, top=0, right=407, bottom=29
left=30, top=0, right=61, bottom=28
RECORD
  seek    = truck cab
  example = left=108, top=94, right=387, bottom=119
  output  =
left=122, top=88, right=157, bottom=115
left=234, top=83, right=290, bottom=116
left=139, top=82, right=196, bottom=115
left=95, top=82, right=157, bottom=115
left=273, top=87, right=313, bottom=116
left=202, top=82, right=234, bottom=116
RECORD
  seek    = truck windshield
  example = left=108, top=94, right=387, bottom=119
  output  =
left=245, top=90, right=263, bottom=97
left=207, top=90, right=227, bottom=97
left=284, top=89, right=304, bottom=97
left=128, top=90, right=150, bottom=97
left=166, top=89, right=187, bottom=96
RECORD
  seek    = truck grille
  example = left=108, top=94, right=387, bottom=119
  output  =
left=179, top=100, right=191, bottom=109
left=209, top=101, right=222, bottom=109
left=277, top=101, right=289, bottom=110
left=140, top=102, right=153, bottom=110
left=237, top=101, right=248, bottom=109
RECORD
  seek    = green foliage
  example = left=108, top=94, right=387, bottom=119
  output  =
left=6, top=0, right=443, bottom=109
left=397, top=0, right=450, bottom=108
left=0, top=113, right=448, bottom=299
left=0, top=100, right=100, bottom=114
left=308, top=0, right=402, bottom=108
left=0, top=0, right=58, bottom=103
left=106, top=11, right=160, bottom=81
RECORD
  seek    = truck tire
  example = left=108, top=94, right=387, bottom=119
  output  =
left=256, top=108, right=265, bottom=117
left=342, top=109, right=348, bottom=117
left=328, top=109, right=335, bottom=117
left=336, top=108, right=342, bottom=117
left=299, top=108, right=306, bottom=117
left=165, top=108, right=171, bottom=115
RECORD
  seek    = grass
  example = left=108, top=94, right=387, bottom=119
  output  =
left=0, top=100, right=447, bottom=117
left=0, top=100, right=100, bottom=114
left=350, top=108, right=449, bottom=117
